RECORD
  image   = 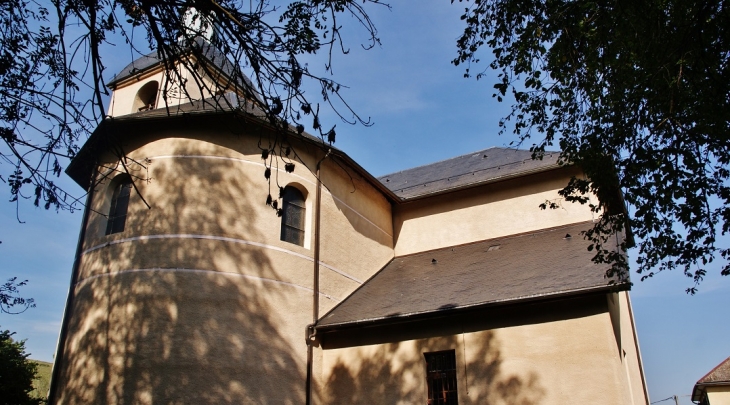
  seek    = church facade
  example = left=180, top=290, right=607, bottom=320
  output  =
left=49, top=43, right=649, bottom=405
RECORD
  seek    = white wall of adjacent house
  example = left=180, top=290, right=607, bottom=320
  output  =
left=392, top=165, right=597, bottom=256
left=707, top=387, right=730, bottom=405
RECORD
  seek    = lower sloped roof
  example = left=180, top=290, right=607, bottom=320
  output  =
left=317, top=221, right=628, bottom=329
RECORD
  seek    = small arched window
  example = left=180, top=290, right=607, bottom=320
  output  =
left=280, top=186, right=306, bottom=246
left=132, top=81, right=159, bottom=112
left=106, top=177, right=133, bottom=235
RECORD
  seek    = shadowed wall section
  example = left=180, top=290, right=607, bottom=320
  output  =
left=58, top=270, right=306, bottom=404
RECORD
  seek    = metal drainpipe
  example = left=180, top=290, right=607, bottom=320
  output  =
left=313, top=158, right=323, bottom=324
left=47, top=164, right=97, bottom=404
left=306, top=149, right=329, bottom=405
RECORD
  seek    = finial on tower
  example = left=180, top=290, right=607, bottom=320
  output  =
left=180, top=7, right=216, bottom=42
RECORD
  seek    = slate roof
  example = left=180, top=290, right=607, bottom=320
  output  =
left=65, top=93, right=400, bottom=202
left=118, top=92, right=250, bottom=119
left=378, top=147, right=561, bottom=199
left=94, top=91, right=346, bottom=151
left=693, top=356, right=730, bottom=401
left=317, top=221, right=627, bottom=329
left=104, top=93, right=338, bottom=150
left=107, top=38, right=255, bottom=94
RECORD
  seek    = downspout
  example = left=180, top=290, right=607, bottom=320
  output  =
left=48, top=164, right=97, bottom=404
left=306, top=149, right=330, bottom=405
left=313, top=152, right=327, bottom=324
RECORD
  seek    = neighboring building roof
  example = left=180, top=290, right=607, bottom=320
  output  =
left=317, top=221, right=628, bottom=329
left=107, top=38, right=255, bottom=94
left=698, top=356, right=730, bottom=384
left=378, top=146, right=561, bottom=200
left=692, top=356, right=730, bottom=402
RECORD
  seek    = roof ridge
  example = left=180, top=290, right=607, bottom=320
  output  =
left=388, top=155, right=560, bottom=193
left=378, top=146, right=519, bottom=179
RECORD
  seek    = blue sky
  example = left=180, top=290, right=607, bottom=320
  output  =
left=1, top=2, right=728, bottom=404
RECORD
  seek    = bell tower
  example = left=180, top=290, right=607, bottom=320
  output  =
left=105, top=9, right=249, bottom=118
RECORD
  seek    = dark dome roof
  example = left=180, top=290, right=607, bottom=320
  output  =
left=107, top=38, right=256, bottom=96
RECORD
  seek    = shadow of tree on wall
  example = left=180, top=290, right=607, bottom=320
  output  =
left=54, top=132, right=316, bottom=404
left=324, top=332, right=545, bottom=405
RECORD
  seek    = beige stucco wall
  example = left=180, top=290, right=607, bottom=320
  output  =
left=393, top=166, right=596, bottom=255
left=55, top=119, right=393, bottom=404
left=607, top=291, right=650, bottom=405
left=707, top=386, right=730, bottom=405
left=319, top=296, right=644, bottom=405
left=317, top=157, right=394, bottom=314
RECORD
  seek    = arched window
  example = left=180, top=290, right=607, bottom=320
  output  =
left=280, top=186, right=306, bottom=246
left=132, top=81, right=159, bottom=112
left=106, top=177, right=133, bottom=235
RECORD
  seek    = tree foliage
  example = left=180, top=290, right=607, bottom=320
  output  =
left=453, top=0, right=730, bottom=292
left=0, top=278, right=35, bottom=315
left=0, top=328, right=43, bottom=405
left=0, top=0, right=385, bottom=222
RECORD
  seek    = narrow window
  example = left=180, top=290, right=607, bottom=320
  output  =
left=424, top=350, right=458, bottom=405
left=106, top=178, right=133, bottom=235
left=280, top=186, right=305, bottom=246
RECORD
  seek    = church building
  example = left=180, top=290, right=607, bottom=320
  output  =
left=49, top=39, right=650, bottom=405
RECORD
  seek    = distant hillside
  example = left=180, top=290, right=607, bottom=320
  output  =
left=30, top=359, right=52, bottom=401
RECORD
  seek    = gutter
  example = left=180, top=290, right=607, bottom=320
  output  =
left=316, top=282, right=630, bottom=333
left=691, top=381, right=730, bottom=403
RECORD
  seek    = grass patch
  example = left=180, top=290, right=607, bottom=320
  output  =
left=30, top=359, right=52, bottom=401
